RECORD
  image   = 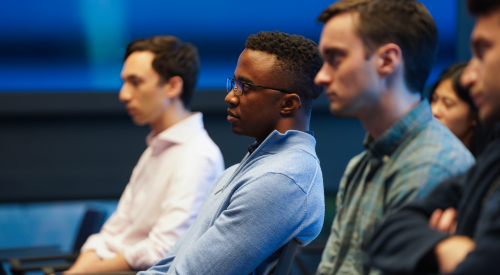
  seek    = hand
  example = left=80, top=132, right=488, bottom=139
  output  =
left=434, top=235, right=475, bottom=274
left=64, top=251, right=100, bottom=274
left=429, top=207, right=457, bottom=234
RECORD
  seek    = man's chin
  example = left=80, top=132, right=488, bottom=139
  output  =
left=479, top=107, right=500, bottom=128
left=230, top=125, right=244, bottom=136
left=131, top=117, right=148, bottom=126
left=329, top=105, right=354, bottom=118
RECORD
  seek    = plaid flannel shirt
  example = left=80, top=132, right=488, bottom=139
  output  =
left=317, top=100, right=475, bottom=275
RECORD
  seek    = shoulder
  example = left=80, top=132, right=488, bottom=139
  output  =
left=177, top=129, right=223, bottom=164
left=396, top=118, right=474, bottom=173
left=256, top=148, right=322, bottom=192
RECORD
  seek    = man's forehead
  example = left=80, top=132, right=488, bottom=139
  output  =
left=319, top=12, right=360, bottom=52
left=235, top=49, right=277, bottom=82
left=472, top=11, right=500, bottom=40
left=121, top=51, right=156, bottom=77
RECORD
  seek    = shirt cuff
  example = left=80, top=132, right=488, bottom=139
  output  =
left=80, top=233, right=118, bottom=260
left=123, top=240, right=165, bottom=270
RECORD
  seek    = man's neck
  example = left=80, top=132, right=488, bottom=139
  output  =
left=359, top=88, right=421, bottom=140
left=255, top=115, right=310, bottom=144
left=150, top=99, right=192, bottom=136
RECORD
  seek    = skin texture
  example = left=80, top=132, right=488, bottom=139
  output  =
left=434, top=235, right=476, bottom=274
left=119, top=51, right=191, bottom=135
left=430, top=79, right=476, bottom=147
left=461, top=11, right=500, bottom=127
left=314, top=12, right=421, bottom=139
left=429, top=207, right=458, bottom=234
left=225, top=49, right=305, bottom=144
left=65, top=251, right=130, bottom=274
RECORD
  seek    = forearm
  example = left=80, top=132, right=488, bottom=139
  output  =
left=65, top=251, right=100, bottom=274
left=367, top=201, right=449, bottom=274
left=66, top=253, right=131, bottom=274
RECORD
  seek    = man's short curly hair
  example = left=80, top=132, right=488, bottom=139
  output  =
left=245, top=31, right=324, bottom=115
left=125, top=36, right=199, bottom=108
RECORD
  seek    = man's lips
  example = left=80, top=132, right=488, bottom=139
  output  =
left=227, top=109, right=239, bottom=121
left=471, top=91, right=485, bottom=108
left=126, top=107, right=136, bottom=115
left=325, top=91, right=337, bottom=102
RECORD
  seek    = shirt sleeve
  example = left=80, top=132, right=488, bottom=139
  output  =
left=366, top=171, right=469, bottom=275
left=123, top=155, right=222, bottom=270
left=146, top=173, right=309, bottom=275
left=81, top=182, right=134, bottom=259
left=384, top=161, right=461, bottom=216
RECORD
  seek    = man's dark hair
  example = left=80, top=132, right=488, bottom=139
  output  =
left=125, top=35, right=199, bottom=108
left=318, top=0, right=438, bottom=94
left=245, top=31, right=324, bottom=115
left=468, top=0, right=500, bottom=16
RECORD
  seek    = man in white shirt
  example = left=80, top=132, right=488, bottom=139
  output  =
left=65, top=36, right=224, bottom=274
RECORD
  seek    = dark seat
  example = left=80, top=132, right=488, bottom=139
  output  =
left=8, top=208, right=106, bottom=275
left=273, top=238, right=300, bottom=275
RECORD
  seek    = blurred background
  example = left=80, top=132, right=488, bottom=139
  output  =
left=0, top=0, right=475, bottom=273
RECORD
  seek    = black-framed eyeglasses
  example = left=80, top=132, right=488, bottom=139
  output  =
left=226, top=78, right=291, bottom=96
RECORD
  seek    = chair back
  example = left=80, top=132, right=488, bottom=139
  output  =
left=72, top=208, right=106, bottom=253
left=273, top=238, right=300, bottom=275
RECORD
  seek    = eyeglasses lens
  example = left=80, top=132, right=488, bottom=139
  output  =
left=226, top=78, right=244, bottom=96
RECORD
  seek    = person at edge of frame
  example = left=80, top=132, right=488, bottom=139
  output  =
left=367, top=0, right=500, bottom=274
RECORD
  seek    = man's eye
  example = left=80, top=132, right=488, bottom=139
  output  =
left=242, top=83, right=253, bottom=91
left=477, top=46, right=486, bottom=59
left=328, top=54, right=341, bottom=67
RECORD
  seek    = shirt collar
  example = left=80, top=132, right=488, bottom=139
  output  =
left=245, top=130, right=317, bottom=161
left=363, top=99, right=432, bottom=159
left=146, top=113, right=204, bottom=155
left=247, top=131, right=315, bottom=155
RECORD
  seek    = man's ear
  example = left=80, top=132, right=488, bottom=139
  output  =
left=163, top=76, right=184, bottom=99
left=375, top=43, right=402, bottom=77
left=280, top=94, right=302, bottom=115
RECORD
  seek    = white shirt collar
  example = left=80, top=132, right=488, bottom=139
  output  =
left=146, top=113, right=204, bottom=155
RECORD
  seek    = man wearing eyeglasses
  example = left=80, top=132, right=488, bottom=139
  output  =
left=139, top=31, right=325, bottom=275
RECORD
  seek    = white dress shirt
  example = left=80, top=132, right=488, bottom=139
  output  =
left=81, top=113, right=224, bottom=270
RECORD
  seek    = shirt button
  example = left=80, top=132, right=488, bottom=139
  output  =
left=382, top=155, right=390, bottom=163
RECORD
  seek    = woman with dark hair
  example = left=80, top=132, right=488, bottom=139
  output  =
left=430, top=62, right=494, bottom=157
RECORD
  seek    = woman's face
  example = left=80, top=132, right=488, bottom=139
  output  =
left=431, top=79, right=476, bottom=142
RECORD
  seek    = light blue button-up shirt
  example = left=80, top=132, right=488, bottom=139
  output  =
left=317, top=100, right=475, bottom=275
left=141, top=130, right=325, bottom=275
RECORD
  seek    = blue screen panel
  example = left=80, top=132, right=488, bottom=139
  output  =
left=0, top=0, right=456, bottom=92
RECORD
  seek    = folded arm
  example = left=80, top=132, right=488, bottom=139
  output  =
left=367, top=173, right=468, bottom=274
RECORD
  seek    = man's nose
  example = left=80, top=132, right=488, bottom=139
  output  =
left=461, top=62, right=478, bottom=89
left=119, top=84, right=131, bottom=102
left=314, top=63, right=331, bottom=87
left=225, top=89, right=239, bottom=106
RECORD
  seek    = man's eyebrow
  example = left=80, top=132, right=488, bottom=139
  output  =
left=234, top=75, right=254, bottom=84
left=122, top=74, right=141, bottom=82
left=323, top=47, right=347, bottom=57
